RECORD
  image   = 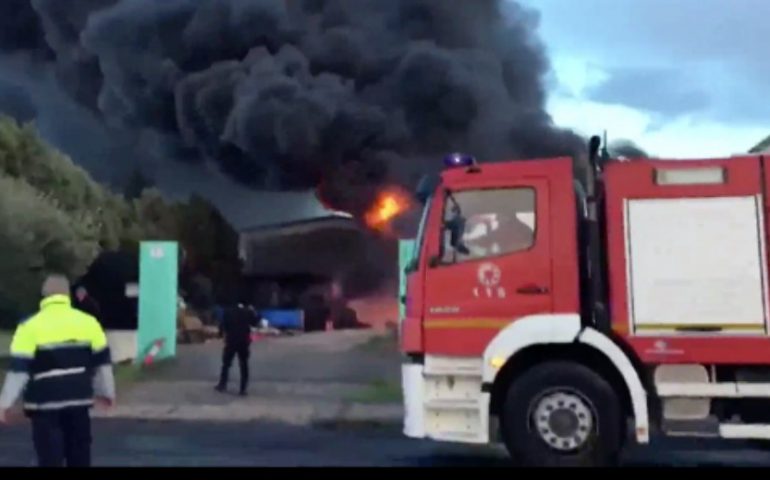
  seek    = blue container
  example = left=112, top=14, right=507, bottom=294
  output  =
left=260, top=309, right=304, bottom=330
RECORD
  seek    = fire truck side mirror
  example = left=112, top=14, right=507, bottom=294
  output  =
left=416, top=174, right=440, bottom=204
left=404, top=259, right=418, bottom=274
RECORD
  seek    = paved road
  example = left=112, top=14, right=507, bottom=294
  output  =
left=1, top=419, right=769, bottom=467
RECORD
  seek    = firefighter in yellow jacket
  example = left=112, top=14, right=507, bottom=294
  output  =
left=0, top=275, right=116, bottom=467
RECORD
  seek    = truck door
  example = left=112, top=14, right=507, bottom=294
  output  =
left=421, top=176, right=563, bottom=356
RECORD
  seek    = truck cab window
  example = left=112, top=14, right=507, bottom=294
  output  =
left=441, top=187, right=536, bottom=264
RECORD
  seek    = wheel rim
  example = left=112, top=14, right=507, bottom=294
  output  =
left=529, top=389, right=596, bottom=452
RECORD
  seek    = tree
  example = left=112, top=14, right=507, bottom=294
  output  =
left=133, top=188, right=180, bottom=240
left=0, top=115, right=242, bottom=320
left=0, top=173, right=99, bottom=324
left=175, top=195, right=241, bottom=303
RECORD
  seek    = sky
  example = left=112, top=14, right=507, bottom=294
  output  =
left=518, top=0, right=770, bottom=158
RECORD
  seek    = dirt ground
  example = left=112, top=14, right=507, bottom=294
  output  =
left=101, top=330, right=403, bottom=424
left=168, top=329, right=399, bottom=384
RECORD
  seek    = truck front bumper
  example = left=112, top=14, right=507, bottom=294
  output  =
left=402, top=363, right=426, bottom=438
left=401, top=358, right=494, bottom=444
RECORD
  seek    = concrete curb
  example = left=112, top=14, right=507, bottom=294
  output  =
left=93, top=402, right=403, bottom=426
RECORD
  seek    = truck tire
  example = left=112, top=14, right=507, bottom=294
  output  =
left=500, top=361, right=624, bottom=467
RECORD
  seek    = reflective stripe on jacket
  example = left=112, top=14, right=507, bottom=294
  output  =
left=8, top=295, right=112, bottom=411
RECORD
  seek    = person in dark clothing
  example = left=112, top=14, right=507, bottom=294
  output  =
left=302, top=294, right=329, bottom=332
left=215, top=304, right=257, bottom=396
left=73, top=286, right=101, bottom=321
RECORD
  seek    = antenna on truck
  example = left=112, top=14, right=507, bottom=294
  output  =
left=601, top=130, right=610, bottom=162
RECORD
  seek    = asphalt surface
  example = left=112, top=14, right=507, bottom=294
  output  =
left=1, top=419, right=770, bottom=467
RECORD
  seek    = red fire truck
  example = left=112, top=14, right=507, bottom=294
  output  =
left=400, top=137, right=770, bottom=466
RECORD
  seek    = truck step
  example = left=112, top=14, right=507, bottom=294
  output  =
left=720, top=423, right=770, bottom=440
left=663, top=418, right=770, bottom=440
left=427, top=430, right=488, bottom=444
left=424, top=356, right=483, bottom=377
left=657, top=382, right=770, bottom=398
left=423, top=370, right=483, bottom=378
left=662, top=417, right=720, bottom=437
left=424, top=399, right=480, bottom=411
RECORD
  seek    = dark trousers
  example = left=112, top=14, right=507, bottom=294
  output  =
left=29, top=407, right=91, bottom=467
left=218, top=343, right=250, bottom=393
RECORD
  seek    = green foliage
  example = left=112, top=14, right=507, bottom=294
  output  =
left=0, top=173, right=99, bottom=321
left=0, top=116, right=241, bottom=324
left=349, top=380, right=403, bottom=404
left=133, top=188, right=181, bottom=241
left=175, top=195, right=241, bottom=301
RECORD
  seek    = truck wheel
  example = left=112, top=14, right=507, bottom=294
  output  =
left=501, top=361, right=624, bottom=467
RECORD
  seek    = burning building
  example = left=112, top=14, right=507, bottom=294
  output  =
left=236, top=188, right=411, bottom=330
left=237, top=212, right=359, bottom=309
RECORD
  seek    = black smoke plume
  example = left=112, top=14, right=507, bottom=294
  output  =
left=0, top=80, right=37, bottom=122
left=1, top=0, right=583, bottom=219
left=609, top=139, right=649, bottom=159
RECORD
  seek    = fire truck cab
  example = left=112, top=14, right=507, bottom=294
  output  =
left=400, top=139, right=770, bottom=466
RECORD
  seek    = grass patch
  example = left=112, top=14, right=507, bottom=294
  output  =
left=0, top=330, right=176, bottom=388
left=0, top=330, right=12, bottom=355
left=356, top=331, right=398, bottom=354
left=349, top=379, right=402, bottom=404
left=114, top=359, right=177, bottom=390
left=0, top=330, right=12, bottom=377
left=0, top=330, right=175, bottom=394
left=0, top=358, right=175, bottom=392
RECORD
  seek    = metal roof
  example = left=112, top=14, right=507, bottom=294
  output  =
left=238, top=218, right=365, bottom=278
left=238, top=213, right=357, bottom=238
left=217, top=189, right=353, bottom=233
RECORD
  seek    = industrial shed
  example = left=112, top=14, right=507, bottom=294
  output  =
left=229, top=188, right=404, bottom=330
left=237, top=213, right=371, bottom=324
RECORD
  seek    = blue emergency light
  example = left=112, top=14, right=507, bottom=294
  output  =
left=443, top=152, right=477, bottom=168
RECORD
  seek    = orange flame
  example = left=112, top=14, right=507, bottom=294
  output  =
left=364, top=187, right=413, bottom=232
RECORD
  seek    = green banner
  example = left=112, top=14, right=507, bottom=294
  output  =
left=399, top=239, right=416, bottom=321
left=136, top=241, right=178, bottom=364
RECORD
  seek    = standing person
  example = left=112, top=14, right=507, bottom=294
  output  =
left=0, top=274, right=116, bottom=467
left=215, top=303, right=255, bottom=396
